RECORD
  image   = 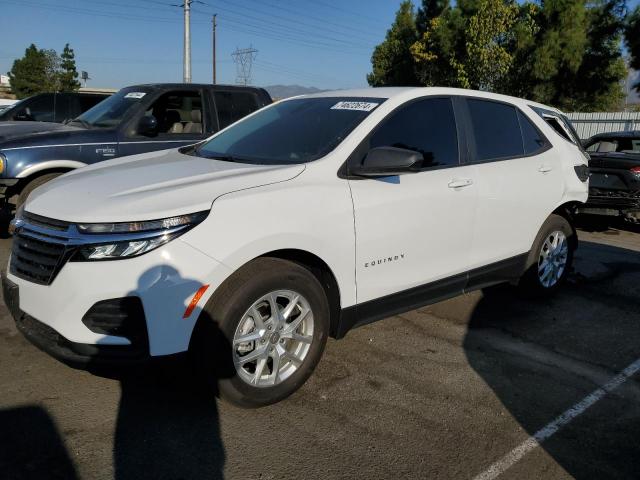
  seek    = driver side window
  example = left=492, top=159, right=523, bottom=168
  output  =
left=369, top=97, right=459, bottom=169
left=143, top=90, right=204, bottom=136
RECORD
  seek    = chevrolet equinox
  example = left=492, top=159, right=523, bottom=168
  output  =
left=3, top=88, right=589, bottom=407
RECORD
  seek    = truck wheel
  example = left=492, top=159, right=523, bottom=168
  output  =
left=192, top=257, right=330, bottom=408
left=16, top=173, right=63, bottom=209
left=518, top=214, right=575, bottom=297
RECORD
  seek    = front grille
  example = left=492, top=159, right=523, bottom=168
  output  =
left=10, top=232, right=69, bottom=285
left=9, top=212, right=75, bottom=286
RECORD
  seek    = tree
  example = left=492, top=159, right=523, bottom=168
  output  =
left=412, top=0, right=526, bottom=91
left=416, top=0, right=450, bottom=32
left=367, top=1, right=420, bottom=86
left=7, top=44, right=50, bottom=99
left=627, top=6, right=640, bottom=92
left=59, top=43, right=81, bottom=92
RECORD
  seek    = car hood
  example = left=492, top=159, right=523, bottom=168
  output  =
left=25, top=149, right=306, bottom=223
left=0, top=121, right=80, bottom=143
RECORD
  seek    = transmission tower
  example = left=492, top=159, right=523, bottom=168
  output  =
left=231, top=46, right=258, bottom=85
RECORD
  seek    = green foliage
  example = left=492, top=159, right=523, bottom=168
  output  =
left=369, top=0, right=628, bottom=111
left=7, top=43, right=81, bottom=99
left=8, top=44, right=50, bottom=99
left=367, top=1, right=420, bottom=86
left=59, top=44, right=81, bottom=92
left=627, top=6, right=640, bottom=92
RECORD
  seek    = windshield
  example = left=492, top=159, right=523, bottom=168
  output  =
left=73, top=88, right=151, bottom=128
left=0, top=98, right=27, bottom=118
left=194, top=97, right=385, bottom=164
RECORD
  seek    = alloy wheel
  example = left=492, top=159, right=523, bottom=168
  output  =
left=538, top=230, right=569, bottom=288
left=233, top=290, right=314, bottom=388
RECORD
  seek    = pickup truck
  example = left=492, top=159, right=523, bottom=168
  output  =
left=0, top=83, right=272, bottom=207
left=0, top=92, right=110, bottom=123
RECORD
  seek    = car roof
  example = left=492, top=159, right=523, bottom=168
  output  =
left=588, top=130, right=640, bottom=140
left=296, top=87, right=562, bottom=113
left=126, top=83, right=265, bottom=91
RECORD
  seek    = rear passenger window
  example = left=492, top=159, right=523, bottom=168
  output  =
left=467, top=99, right=523, bottom=161
left=517, top=110, right=546, bottom=155
left=369, top=97, right=458, bottom=168
left=215, top=91, right=260, bottom=130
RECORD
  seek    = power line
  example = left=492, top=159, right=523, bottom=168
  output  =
left=6, top=0, right=370, bottom=57
left=199, top=0, right=379, bottom=45
left=233, top=0, right=383, bottom=40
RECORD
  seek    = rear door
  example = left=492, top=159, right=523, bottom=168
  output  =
left=349, top=96, right=477, bottom=304
left=118, top=88, right=210, bottom=157
left=461, top=97, right=563, bottom=270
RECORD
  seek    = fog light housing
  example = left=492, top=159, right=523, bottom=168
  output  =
left=82, top=297, right=148, bottom=346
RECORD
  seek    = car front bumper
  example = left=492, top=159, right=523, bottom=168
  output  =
left=3, top=273, right=149, bottom=368
left=5, top=237, right=233, bottom=363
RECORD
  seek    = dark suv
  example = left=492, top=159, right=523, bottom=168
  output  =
left=0, top=92, right=111, bottom=123
left=0, top=83, right=272, bottom=207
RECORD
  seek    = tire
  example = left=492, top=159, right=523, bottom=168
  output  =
left=191, top=257, right=330, bottom=408
left=518, top=214, right=575, bottom=297
left=16, top=173, right=63, bottom=209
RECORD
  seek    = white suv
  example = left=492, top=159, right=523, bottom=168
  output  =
left=3, top=88, right=588, bottom=407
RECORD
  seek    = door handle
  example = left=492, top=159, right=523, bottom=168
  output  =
left=538, top=165, right=553, bottom=173
left=448, top=179, right=473, bottom=189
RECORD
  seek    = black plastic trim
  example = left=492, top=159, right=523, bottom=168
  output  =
left=333, top=253, right=528, bottom=338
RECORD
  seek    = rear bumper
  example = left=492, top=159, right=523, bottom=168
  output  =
left=580, top=189, right=640, bottom=217
left=3, top=274, right=149, bottom=368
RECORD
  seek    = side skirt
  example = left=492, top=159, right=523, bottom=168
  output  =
left=333, top=253, right=528, bottom=339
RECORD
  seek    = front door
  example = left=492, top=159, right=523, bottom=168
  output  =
left=349, top=97, right=477, bottom=304
left=118, top=89, right=211, bottom=157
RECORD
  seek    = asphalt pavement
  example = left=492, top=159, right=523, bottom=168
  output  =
left=1, top=224, right=639, bottom=479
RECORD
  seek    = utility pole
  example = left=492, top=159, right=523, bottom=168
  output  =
left=212, top=14, right=217, bottom=84
left=183, top=0, right=192, bottom=83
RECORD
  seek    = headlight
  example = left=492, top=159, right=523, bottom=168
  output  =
left=71, top=211, right=208, bottom=261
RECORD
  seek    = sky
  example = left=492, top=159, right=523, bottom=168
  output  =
left=0, top=0, right=399, bottom=90
left=1, top=0, right=639, bottom=91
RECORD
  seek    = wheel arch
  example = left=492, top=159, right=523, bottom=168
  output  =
left=552, top=201, right=580, bottom=251
left=257, top=249, right=343, bottom=338
left=524, top=205, right=579, bottom=271
left=11, top=161, right=86, bottom=197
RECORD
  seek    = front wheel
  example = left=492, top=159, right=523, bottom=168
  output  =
left=192, top=257, right=329, bottom=408
left=518, top=214, right=575, bottom=297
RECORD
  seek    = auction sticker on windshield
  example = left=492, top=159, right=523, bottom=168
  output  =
left=331, top=101, right=379, bottom=112
left=124, top=92, right=146, bottom=99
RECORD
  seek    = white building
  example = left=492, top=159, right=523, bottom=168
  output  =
left=0, top=75, right=10, bottom=87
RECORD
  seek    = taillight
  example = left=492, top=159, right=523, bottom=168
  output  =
left=630, top=166, right=640, bottom=178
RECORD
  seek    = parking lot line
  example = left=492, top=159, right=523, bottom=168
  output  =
left=473, top=357, right=640, bottom=480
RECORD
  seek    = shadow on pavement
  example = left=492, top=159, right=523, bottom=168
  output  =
left=464, top=240, right=640, bottom=478
left=108, top=265, right=235, bottom=480
left=0, top=405, right=79, bottom=480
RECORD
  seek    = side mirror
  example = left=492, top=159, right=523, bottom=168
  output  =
left=138, top=115, right=158, bottom=136
left=351, top=146, right=424, bottom=177
left=14, top=108, right=32, bottom=121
